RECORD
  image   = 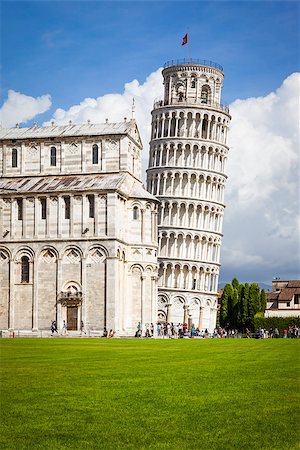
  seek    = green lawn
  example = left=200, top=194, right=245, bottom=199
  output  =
left=0, top=339, right=299, bottom=450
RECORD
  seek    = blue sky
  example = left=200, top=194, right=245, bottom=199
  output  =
left=1, top=1, right=299, bottom=285
left=1, top=1, right=299, bottom=118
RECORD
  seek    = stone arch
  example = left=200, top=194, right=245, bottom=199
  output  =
left=39, top=246, right=58, bottom=263
left=62, top=280, right=82, bottom=294
left=86, top=245, right=107, bottom=263
left=171, top=296, right=186, bottom=324
left=14, top=246, right=34, bottom=262
left=62, top=246, right=82, bottom=263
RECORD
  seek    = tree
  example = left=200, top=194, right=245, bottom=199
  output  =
left=248, top=283, right=261, bottom=327
left=220, top=283, right=233, bottom=327
left=219, top=279, right=267, bottom=331
left=260, top=289, right=267, bottom=312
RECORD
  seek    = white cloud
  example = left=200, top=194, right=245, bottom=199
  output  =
left=227, top=73, right=299, bottom=209
left=222, top=73, right=300, bottom=282
left=0, top=90, right=52, bottom=128
left=45, top=68, right=164, bottom=173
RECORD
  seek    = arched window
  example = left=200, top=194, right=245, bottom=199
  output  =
left=21, top=256, right=29, bottom=283
left=92, top=144, right=98, bottom=164
left=50, top=147, right=57, bottom=166
left=12, top=148, right=18, bottom=168
left=133, top=206, right=139, bottom=220
left=201, top=85, right=210, bottom=104
left=191, top=77, right=196, bottom=88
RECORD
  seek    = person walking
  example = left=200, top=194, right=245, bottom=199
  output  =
left=80, top=320, right=86, bottom=336
left=62, top=320, right=67, bottom=336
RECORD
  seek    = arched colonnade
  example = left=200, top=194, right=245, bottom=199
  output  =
left=147, top=171, right=226, bottom=203
left=158, top=231, right=221, bottom=263
left=158, top=200, right=224, bottom=232
left=149, top=142, right=228, bottom=173
left=151, top=111, right=229, bottom=144
left=158, top=261, right=218, bottom=293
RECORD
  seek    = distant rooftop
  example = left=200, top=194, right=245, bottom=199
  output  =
left=163, top=59, right=223, bottom=72
left=0, top=121, right=133, bottom=141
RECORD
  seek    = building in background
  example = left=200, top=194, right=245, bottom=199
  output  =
left=0, top=120, right=158, bottom=336
left=147, top=59, right=231, bottom=331
left=265, top=279, right=300, bottom=318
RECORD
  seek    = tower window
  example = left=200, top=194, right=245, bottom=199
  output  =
left=63, top=196, right=70, bottom=219
left=21, top=256, right=29, bottom=283
left=133, top=206, right=139, bottom=220
left=201, top=85, right=210, bottom=104
left=50, top=147, right=57, bottom=166
left=17, top=198, right=23, bottom=220
left=12, top=148, right=18, bottom=168
left=92, top=144, right=99, bottom=164
left=87, top=195, right=95, bottom=218
left=40, top=198, right=46, bottom=220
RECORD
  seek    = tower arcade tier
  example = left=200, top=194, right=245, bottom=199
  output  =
left=147, top=59, right=231, bottom=332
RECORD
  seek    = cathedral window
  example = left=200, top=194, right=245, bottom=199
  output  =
left=40, top=198, right=46, bottom=220
left=87, top=195, right=95, bottom=218
left=21, top=256, right=29, bottom=283
left=92, top=144, right=99, bottom=164
left=17, top=198, right=23, bottom=220
left=64, top=196, right=70, bottom=219
left=133, top=206, right=139, bottom=220
left=12, top=148, right=18, bottom=168
left=50, top=147, right=57, bottom=166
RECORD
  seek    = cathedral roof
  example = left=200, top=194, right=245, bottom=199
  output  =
left=0, top=121, right=134, bottom=141
left=0, top=173, right=158, bottom=202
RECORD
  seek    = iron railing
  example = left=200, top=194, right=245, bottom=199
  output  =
left=163, top=59, right=223, bottom=71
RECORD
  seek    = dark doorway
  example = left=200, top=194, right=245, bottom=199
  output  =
left=67, top=307, right=78, bottom=330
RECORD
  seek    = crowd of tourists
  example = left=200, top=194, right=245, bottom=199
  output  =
left=256, top=326, right=299, bottom=339
left=50, top=319, right=299, bottom=339
left=134, top=322, right=236, bottom=338
left=134, top=322, right=300, bottom=339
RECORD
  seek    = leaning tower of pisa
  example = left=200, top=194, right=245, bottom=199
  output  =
left=147, top=59, right=231, bottom=332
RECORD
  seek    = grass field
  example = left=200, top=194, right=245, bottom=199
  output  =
left=0, top=338, right=299, bottom=450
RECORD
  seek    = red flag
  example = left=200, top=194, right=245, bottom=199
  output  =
left=182, top=33, right=188, bottom=46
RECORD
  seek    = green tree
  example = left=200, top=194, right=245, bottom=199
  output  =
left=232, top=278, right=239, bottom=290
left=248, top=283, right=261, bottom=328
left=239, top=283, right=249, bottom=331
left=260, top=289, right=267, bottom=312
left=220, top=283, right=233, bottom=327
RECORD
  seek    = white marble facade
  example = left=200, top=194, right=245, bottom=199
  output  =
left=147, top=60, right=231, bottom=331
left=0, top=120, right=159, bottom=336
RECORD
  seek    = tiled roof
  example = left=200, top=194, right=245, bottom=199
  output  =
left=266, top=292, right=279, bottom=301
left=278, top=288, right=297, bottom=301
left=287, top=280, right=300, bottom=288
left=0, top=174, right=158, bottom=201
left=0, top=122, right=132, bottom=140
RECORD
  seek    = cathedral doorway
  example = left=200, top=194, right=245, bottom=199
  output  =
left=67, top=307, right=78, bottom=330
left=57, top=282, right=82, bottom=331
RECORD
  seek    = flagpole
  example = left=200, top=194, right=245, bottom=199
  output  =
left=187, top=29, right=190, bottom=63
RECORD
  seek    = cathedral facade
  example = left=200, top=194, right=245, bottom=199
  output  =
left=0, top=120, right=159, bottom=336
